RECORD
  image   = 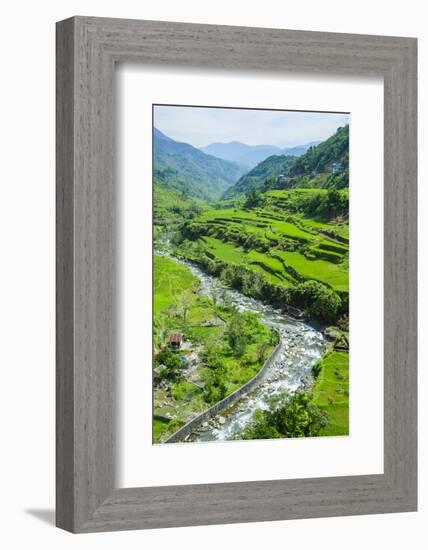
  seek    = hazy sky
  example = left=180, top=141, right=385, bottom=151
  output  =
left=153, top=105, right=349, bottom=148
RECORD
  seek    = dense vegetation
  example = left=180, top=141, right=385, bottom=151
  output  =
left=154, top=128, right=245, bottom=201
left=312, top=350, right=349, bottom=435
left=153, top=121, right=350, bottom=442
left=153, top=255, right=278, bottom=442
left=153, top=185, right=207, bottom=228
left=223, top=154, right=296, bottom=198
left=223, top=125, right=349, bottom=198
left=241, top=392, right=328, bottom=439
left=289, top=125, right=349, bottom=178
left=174, top=187, right=348, bottom=324
left=240, top=344, right=349, bottom=439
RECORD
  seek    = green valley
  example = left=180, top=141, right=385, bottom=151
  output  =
left=153, top=255, right=278, bottom=442
left=152, top=115, right=350, bottom=443
left=175, top=185, right=349, bottom=324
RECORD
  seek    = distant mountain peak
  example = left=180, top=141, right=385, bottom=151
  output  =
left=201, top=140, right=319, bottom=170
left=223, top=125, right=349, bottom=199
left=153, top=127, right=174, bottom=141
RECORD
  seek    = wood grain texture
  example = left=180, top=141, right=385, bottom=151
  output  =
left=56, top=16, right=417, bottom=533
left=56, top=17, right=75, bottom=532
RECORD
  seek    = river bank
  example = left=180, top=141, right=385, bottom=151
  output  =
left=155, top=251, right=328, bottom=443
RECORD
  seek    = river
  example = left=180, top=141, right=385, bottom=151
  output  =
left=157, top=252, right=327, bottom=442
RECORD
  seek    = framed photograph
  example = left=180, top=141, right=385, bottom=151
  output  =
left=150, top=104, right=351, bottom=447
left=56, top=17, right=417, bottom=532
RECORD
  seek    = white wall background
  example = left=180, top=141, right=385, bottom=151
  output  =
left=0, top=1, right=425, bottom=548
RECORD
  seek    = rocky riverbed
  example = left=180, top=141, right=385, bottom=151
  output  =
left=156, top=251, right=328, bottom=443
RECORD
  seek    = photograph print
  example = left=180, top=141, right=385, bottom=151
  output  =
left=153, top=105, right=349, bottom=444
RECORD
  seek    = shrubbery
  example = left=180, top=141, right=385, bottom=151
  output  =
left=292, top=280, right=341, bottom=322
left=294, top=187, right=349, bottom=220
left=226, top=312, right=272, bottom=357
left=289, top=125, right=349, bottom=178
left=177, top=250, right=342, bottom=323
left=241, top=392, right=329, bottom=439
left=154, top=348, right=183, bottom=382
left=201, top=361, right=228, bottom=404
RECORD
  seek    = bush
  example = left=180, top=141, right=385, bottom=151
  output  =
left=201, top=364, right=227, bottom=404
left=293, top=280, right=341, bottom=322
left=154, top=348, right=182, bottom=382
left=226, top=312, right=269, bottom=357
left=172, top=380, right=199, bottom=401
left=244, top=188, right=265, bottom=209
left=242, top=392, right=328, bottom=439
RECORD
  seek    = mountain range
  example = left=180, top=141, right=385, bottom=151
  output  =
left=153, top=126, right=348, bottom=202
left=223, top=124, right=349, bottom=198
left=200, top=140, right=320, bottom=170
left=153, top=128, right=245, bottom=201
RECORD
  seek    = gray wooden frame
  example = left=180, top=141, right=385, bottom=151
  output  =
left=56, top=16, right=417, bottom=533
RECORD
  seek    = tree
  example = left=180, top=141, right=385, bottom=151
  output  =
left=201, top=344, right=224, bottom=370
left=201, top=348, right=228, bottom=404
left=257, top=341, right=270, bottom=363
left=220, top=289, right=236, bottom=314
left=226, top=311, right=269, bottom=357
left=153, top=314, right=168, bottom=348
left=244, top=188, right=264, bottom=209
left=202, top=368, right=228, bottom=404
left=154, top=348, right=182, bottom=382
left=294, top=280, right=341, bottom=322
left=242, top=392, right=328, bottom=439
left=226, top=313, right=251, bottom=356
left=178, top=290, right=192, bottom=324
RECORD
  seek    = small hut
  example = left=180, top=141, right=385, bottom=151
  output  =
left=168, top=332, right=183, bottom=349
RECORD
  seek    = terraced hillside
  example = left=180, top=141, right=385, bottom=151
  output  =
left=176, top=188, right=349, bottom=323
left=152, top=112, right=350, bottom=442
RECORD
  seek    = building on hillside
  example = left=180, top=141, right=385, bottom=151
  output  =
left=168, top=332, right=183, bottom=349
left=331, top=162, right=343, bottom=175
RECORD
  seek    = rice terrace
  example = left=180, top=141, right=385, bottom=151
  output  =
left=152, top=105, right=350, bottom=444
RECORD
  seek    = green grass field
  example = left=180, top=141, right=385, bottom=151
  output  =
left=312, top=350, right=349, bottom=436
left=153, top=255, right=198, bottom=315
left=153, top=186, right=349, bottom=441
left=153, top=185, right=207, bottom=226
left=153, top=253, right=277, bottom=442
left=275, top=250, right=348, bottom=291
left=198, top=207, right=313, bottom=242
left=183, top=188, right=349, bottom=298
left=194, top=235, right=348, bottom=292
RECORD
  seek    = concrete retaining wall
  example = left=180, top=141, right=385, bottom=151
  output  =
left=164, top=340, right=282, bottom=443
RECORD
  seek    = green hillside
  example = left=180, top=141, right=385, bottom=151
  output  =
left=289, top=124, right=349, bottom=177
left=153, top=185, right=207, bottom=228
left=152, top=119, right=350, bottom=442
left=224, top=124, right=349, bottom=198
left=175, top=187, right=349, bottom=324
left=154, top=128, right=245, bottom=201
left=223, top=154, right=296, bottom=198
left=153, top=255, right=277, bottom=442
